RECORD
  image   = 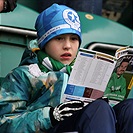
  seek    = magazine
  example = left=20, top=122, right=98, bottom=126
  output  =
left=62, top=47, right=133, bottom=106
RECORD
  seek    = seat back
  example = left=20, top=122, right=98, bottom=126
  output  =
left=0, top=4, right=38, bottom=78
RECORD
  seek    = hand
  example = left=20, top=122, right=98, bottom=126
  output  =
left=50, top=100, right=84, bottom=126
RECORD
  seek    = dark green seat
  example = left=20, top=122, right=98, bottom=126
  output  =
left=0, top=4, right=38, bottom=78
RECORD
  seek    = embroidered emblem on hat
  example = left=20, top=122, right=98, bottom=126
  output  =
left=63, top=9, right=81, bottom=32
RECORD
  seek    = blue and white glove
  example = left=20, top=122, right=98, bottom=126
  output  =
left=50, top=100, right=84, bottom=126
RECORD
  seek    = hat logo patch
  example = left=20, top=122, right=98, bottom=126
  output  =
left=63, top=9, right=81, bottom=32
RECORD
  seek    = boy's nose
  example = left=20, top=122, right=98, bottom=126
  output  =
left=63, top=40, right=71, bottom=49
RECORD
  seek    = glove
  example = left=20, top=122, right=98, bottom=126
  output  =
left=2, top=0, right=17, bottom=13
left=50, top=100, right=84, bottom=126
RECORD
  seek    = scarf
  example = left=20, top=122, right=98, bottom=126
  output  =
left=37, top=51, right=75, bottom=75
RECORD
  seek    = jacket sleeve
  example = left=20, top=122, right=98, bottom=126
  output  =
left=0, top=66, right=68, bottom=132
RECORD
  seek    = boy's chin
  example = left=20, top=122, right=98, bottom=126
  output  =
left=60, top=61, right=71, bottom=65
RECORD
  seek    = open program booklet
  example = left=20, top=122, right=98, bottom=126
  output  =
left=62, top=47, right=133, bottom=106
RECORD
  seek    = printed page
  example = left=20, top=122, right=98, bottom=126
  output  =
left=104, top=47, right=133, bottom=106
left=62, top=48, right=117, bottom=104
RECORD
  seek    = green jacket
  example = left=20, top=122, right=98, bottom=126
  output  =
left=104, top=72, right=126, bottom=101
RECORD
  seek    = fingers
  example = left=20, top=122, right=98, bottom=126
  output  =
left=53, top=100, right=84, bottom=121
left=58, top=100, right=84, bottom=109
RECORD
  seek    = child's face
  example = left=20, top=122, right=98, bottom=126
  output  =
left=44, top=34, right=80, bottom=65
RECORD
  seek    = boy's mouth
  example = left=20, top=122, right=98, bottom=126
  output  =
left=61, top=53, right=72, bottom=59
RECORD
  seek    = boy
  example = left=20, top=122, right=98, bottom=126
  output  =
left=0, top=3, right=132, bottom=133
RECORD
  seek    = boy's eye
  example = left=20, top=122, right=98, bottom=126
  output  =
left=54, top=35, right=79, bottom=41
left=55, top=37, right=63, bottom=40
left=71, top=37, right=79, bottom=41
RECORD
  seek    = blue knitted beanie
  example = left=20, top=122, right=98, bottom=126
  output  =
left=35, top=3, right=82, bottom=49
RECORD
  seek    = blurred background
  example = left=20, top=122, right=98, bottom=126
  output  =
left=17, top=0, right=132, bottom=30
left=0, top=0, right=132, bottom=78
